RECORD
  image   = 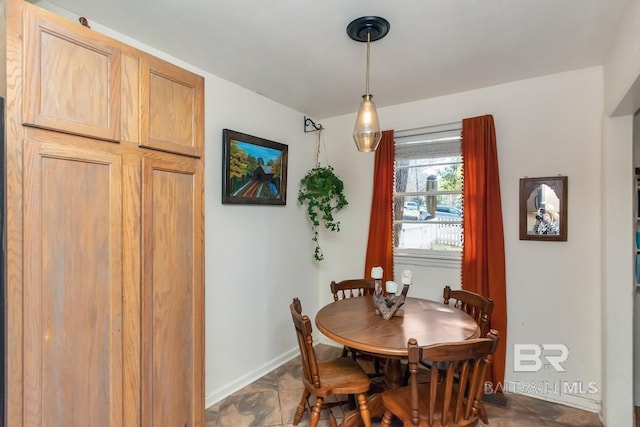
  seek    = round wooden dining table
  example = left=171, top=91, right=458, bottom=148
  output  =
left=315, top=295, right=480, bottom=426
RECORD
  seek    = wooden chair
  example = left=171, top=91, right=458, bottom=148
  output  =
left=405, top=286, right=494, bottom=383
left=443, top=285, right=494, bottom=335
left=289, top=298, right=372, bottom=427
left=381, top=330, right=499, bottom=427
left=330, top=279, right=383, bottom=377
left=442, top=285, right=495, bottom=423
left=330, top=278, right=375, bottom=301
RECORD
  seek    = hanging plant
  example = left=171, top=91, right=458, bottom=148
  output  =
left=298, top=164, right=348, bottom=261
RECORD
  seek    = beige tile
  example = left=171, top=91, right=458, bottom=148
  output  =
left=278, top=387, right=306, bottom=425
left=214, top=405, right=257, bottom=426
left=206, top=344, right=603, bottom=427
left=276, top=365, right=304, bottom=390
left=216, top=389, right=282, bottom=427
left=239, top=371, right=280, bottom=394
left=277, top=387, right=340, bottom=425
left=552, top=410, right=603, bottom=426
left=205, top=406, right=218, bottom=427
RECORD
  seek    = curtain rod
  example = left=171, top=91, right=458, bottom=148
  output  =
left=395, top=120, right=462, bottom=137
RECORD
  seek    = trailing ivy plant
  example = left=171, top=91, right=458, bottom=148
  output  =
left=298, top=165, right=348, bottom=261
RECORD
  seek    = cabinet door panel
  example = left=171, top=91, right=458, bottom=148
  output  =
left=141, top=157, right=204, bottom=426
left=23, top=139, right=123, bottom=426
left=140, top=57, right=204, bottom=158
left=23, top=4, right=121, bottom=141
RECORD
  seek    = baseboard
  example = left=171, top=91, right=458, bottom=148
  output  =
left=499, top=379, right=601, bottom=413
left=514, top=389, right=601, bottom=413
left=482, top=392, right=509, bottom=407
left=204, top=347, right=299, bottom=409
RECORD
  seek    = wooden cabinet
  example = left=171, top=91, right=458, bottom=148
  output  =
left=3, top=0, right=205, bottom=425
left=22, top=136, right=124, bottom=426
left=140, top=57, right=204, bottom=157
left=141, top=157, right=204, bottom=426
left=22, top=6, right=121, bottom=141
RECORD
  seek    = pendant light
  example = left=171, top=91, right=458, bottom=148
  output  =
left=347, top=16, right=390, bottom=152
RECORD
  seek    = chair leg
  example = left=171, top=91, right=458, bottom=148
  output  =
left=477, top=400, right=489, bottom=424
left=356, top=393, right=371, bottom=427
left=309, top=397, right=323, bottom=427
left=328, top=407, right=338, bottom=427
left=374, top=357, right=381, bottom=374
left=381, top=410, right=394, bottom=426
left=293, top=389, right=310, bottom=425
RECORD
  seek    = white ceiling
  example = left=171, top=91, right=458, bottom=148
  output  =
left=41, top=0, right=628, bottom=120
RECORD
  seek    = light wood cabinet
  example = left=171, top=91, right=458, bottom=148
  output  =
left=3, top=0, right=205, bottom=425
left=22, top=6, right=121, bottom=142
left=22, top=136, right=124, bottom=426
left=140, top=57, right=204, bottom=157
left=141, top=157, right=204, bottom=426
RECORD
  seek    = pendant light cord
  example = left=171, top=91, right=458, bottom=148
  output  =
left=365, top=31, right=371, bottom=96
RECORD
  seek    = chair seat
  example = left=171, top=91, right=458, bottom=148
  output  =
left=382, top=334, right=498, bottom=427
left=382, top=384, right=479, bottom=427
left=290, top=297, right=372, bottom=427
left=306, top=357, right=371, bottom=397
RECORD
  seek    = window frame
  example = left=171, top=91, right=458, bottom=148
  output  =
left=393, top=124, right=463, bottom=267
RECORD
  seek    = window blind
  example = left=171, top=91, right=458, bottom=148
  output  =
left=395, top=123, right=461, bottom=161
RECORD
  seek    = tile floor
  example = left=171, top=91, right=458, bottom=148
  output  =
left=205, top=344, right=603, bottom=427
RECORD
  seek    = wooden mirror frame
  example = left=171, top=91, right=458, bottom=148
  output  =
left=519, top=176, right=568, bottom=241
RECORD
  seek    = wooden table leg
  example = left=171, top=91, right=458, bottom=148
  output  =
left=384, top=359, right=403, bottom=389
left=340, top=393, right=384, bottom=426
left=339, top=358, right=403, bottom=426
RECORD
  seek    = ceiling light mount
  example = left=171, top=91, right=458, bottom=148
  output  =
left=347, top=16, right=390, bottom=43
left=347, top=16, right=389, bottom=152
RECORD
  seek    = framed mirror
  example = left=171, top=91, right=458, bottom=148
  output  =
left=519, top=176, right=567, bottom=241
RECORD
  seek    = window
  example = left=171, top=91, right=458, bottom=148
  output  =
left=394, top=123, right=463, bottom=263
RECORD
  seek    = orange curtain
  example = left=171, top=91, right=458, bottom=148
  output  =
left=364, top=130, right=395, bottom=284
left=461, top=115, right=507, bottom=390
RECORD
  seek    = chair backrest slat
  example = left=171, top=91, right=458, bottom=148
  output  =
left=404, top=330, right=499, bottom=427
left=454, top=361, right=470, bottom=424
left=330, top=279, right=375, bottom=301
left=443, top=285, right=494, bottom=335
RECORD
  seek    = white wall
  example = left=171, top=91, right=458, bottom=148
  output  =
left=603, top=0, right=640, bottom=116
left=321, top=67, right=604, bottom=412
left=601, top=115, right=634, bottom=427
left=201, top=79, right=320, bottom=406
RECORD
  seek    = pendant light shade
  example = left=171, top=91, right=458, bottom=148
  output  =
left=347, top=16, right=389, bottom=152
left=353, top=94, right=381, bottom=152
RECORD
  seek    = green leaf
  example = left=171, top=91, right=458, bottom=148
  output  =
left=298, top=166, right=348, bottom=261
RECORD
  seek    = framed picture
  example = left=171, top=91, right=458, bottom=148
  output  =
left=222, top=129, right=288, bottom=205
left=519, top=176, right=567, bottom=241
